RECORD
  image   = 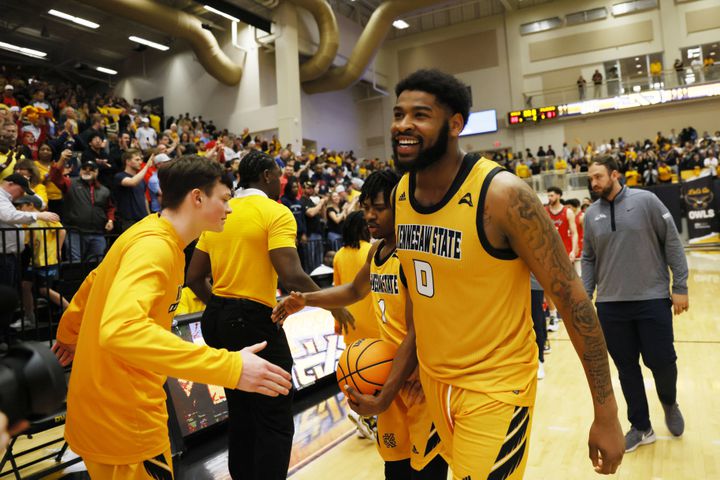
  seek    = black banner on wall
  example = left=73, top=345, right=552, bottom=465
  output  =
left=681, top=175, right=720, bottom=245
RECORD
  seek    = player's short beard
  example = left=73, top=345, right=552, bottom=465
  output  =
left=599, top=182, right=615, bottom=201
left=393, top=122, right=450, bottom=175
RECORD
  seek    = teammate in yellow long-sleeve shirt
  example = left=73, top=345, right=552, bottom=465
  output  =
left=273, top=171, right=448, bottom=479
left=51, top=156, right=292, bottom=479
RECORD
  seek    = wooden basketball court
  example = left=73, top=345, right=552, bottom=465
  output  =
left=293, top=250, right=720, bottom=480
left=4, top=251, right=718, bottom=480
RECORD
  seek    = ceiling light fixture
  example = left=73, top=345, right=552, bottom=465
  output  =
left=96, top=66, right=118, bottom=75
left=203, top=5, right=239, bottom=22
left=128, top=35, right=169, bottom=51
left=48, top=9, right=99, bottom=29
left=393, top=19, right=410, bottom=29
left=0, top=41, right=47, bottom=59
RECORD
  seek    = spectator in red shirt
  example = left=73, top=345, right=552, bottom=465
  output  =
left=1, top=85, right=18, bottom=108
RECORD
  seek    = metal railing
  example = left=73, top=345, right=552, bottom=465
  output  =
left=517, top=169, right=589, bottom=193
left=522, top=65, right=720, bottom=108
left=0, top=227, right=117, bottom=343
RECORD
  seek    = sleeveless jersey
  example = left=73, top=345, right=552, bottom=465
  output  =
left=546, top=205, right=573, bottom=255
left=369, top=241, right=408, bottom=347
left=394, top=154, right=536, bottom=406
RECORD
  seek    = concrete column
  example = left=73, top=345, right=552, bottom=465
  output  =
left=658, top=0, right=682, bottom=73
left=274, top=2, right=303, bottom=152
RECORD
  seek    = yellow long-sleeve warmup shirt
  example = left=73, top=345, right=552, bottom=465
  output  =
left=56, top=214, right=243, bottom=465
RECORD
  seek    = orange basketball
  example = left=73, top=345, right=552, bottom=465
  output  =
left=336, top=338, right=398, bottom=396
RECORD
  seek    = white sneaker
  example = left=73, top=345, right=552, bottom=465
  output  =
left=537, top=361, right=545, bottom=380
left=547, top=318, right=559, bottom=332
left=9, top=318, right=34, bottom=330
left=347, top=411, right=373, bottom=440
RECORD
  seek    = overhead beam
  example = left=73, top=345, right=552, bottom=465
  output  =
left=499, top=0, right=514, bottom=11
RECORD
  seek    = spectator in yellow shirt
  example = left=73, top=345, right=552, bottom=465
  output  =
left=554, top=157, right=568, bottom=172
left=625, top=168, right=640, bottom=186
left=516, top=162, right=531, bottom=178
left=658, top=162, right=673, bottom=183
left=14, top=159, right=47, bottom=209
left=51, top=156, right=292, bottom=480
left=14, top=195, right=68, bottom=326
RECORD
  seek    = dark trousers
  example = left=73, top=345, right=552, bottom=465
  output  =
left=0, top=254, right=19, bottom=288
left=597, top=298, right=677, bottom=431
left=531, top=290, right=546, bottom=363
left=201, top=295, right=294, bottom=480
left=385, top=454, right=448, bottom=479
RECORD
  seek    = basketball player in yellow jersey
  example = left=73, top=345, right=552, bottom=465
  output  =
left=332, top=211, right=380, bottom=344
left=273, top=170, right=448, bottom=479
left=346, top=69, right=625, bottom=479
left=51, top=156, right=292, bottom=480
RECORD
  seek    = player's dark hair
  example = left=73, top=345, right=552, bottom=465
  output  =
left=359, top=170, right=400, bottom=206
left=283, top=176, right=299, bottom=200
left=395, top=69, right=471, bottom=127
left=591, top=155, right=619, bottom=173
left=158, top=155, right=228, bottom=210
left=342, top=211, right=370, bottom=249
left=238, top=150, right=276, bottom=188
left=565, top=198, right=580, bottom=208
left=547, top=186, right=563, bottom=196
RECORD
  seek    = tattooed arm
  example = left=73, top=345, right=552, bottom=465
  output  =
left=485, top=172, right=624, bottom=475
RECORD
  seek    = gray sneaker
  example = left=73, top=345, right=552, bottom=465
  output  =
left=625, top=426, right=656, bottom=452
left=662, top=403, right=685, bottom=437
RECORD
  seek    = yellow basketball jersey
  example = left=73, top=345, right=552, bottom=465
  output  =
left=395, top=154, right=537, bottom=406
left=370, top=241, right=408, bottom=347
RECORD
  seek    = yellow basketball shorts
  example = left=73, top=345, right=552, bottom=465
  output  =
left=376, top=389, right=446, bottom=471
left=420, top=369, right=534, bottom=480
left=84, top=449, right=173, bottom=480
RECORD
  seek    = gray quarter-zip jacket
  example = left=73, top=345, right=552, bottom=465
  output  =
left=581, top=186, right=688, bottom=302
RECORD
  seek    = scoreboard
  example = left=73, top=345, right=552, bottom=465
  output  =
left=507, top=81, right=720, bottom=127
left=508, top=106, right=558, bottom=124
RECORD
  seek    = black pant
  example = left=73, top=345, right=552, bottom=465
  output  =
left=531, top=290, right=546, bottom=363
left=0, top=254, right=19, bottom=288
left=385, top=455, right=448, bottom=480
left=201, top=295, right=295, bottom=480
left=597, top=298, right=677, bottom=431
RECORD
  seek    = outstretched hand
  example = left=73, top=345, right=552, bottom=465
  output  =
left=271, top=292, right=306, bottom=325
left=237, top=341, right=292, bottom=397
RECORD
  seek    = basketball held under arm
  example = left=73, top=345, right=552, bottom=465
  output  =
left=346, top=294, right=418, bottom=416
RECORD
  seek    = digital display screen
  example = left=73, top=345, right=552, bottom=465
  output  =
left=508, top=106, right=558, bottom=124
left=166, top=307, right=344, bottom=438
left=510, top=81, right=720, bottom=126
left=459, top=110, right=498, bottom=136
left=166, top=320, right=230, bottom=437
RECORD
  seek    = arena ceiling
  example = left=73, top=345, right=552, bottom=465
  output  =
left=0, top=0, right=555, bottom=85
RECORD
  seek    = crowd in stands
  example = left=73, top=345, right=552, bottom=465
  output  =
left=490, top=126, right=720, bottom=186
left=2, top=70, right=719, bottom=329
left=0, top=72, right=395, bottom=330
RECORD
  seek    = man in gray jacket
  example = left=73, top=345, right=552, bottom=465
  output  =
left=583, top=155, right=689, bottom=453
